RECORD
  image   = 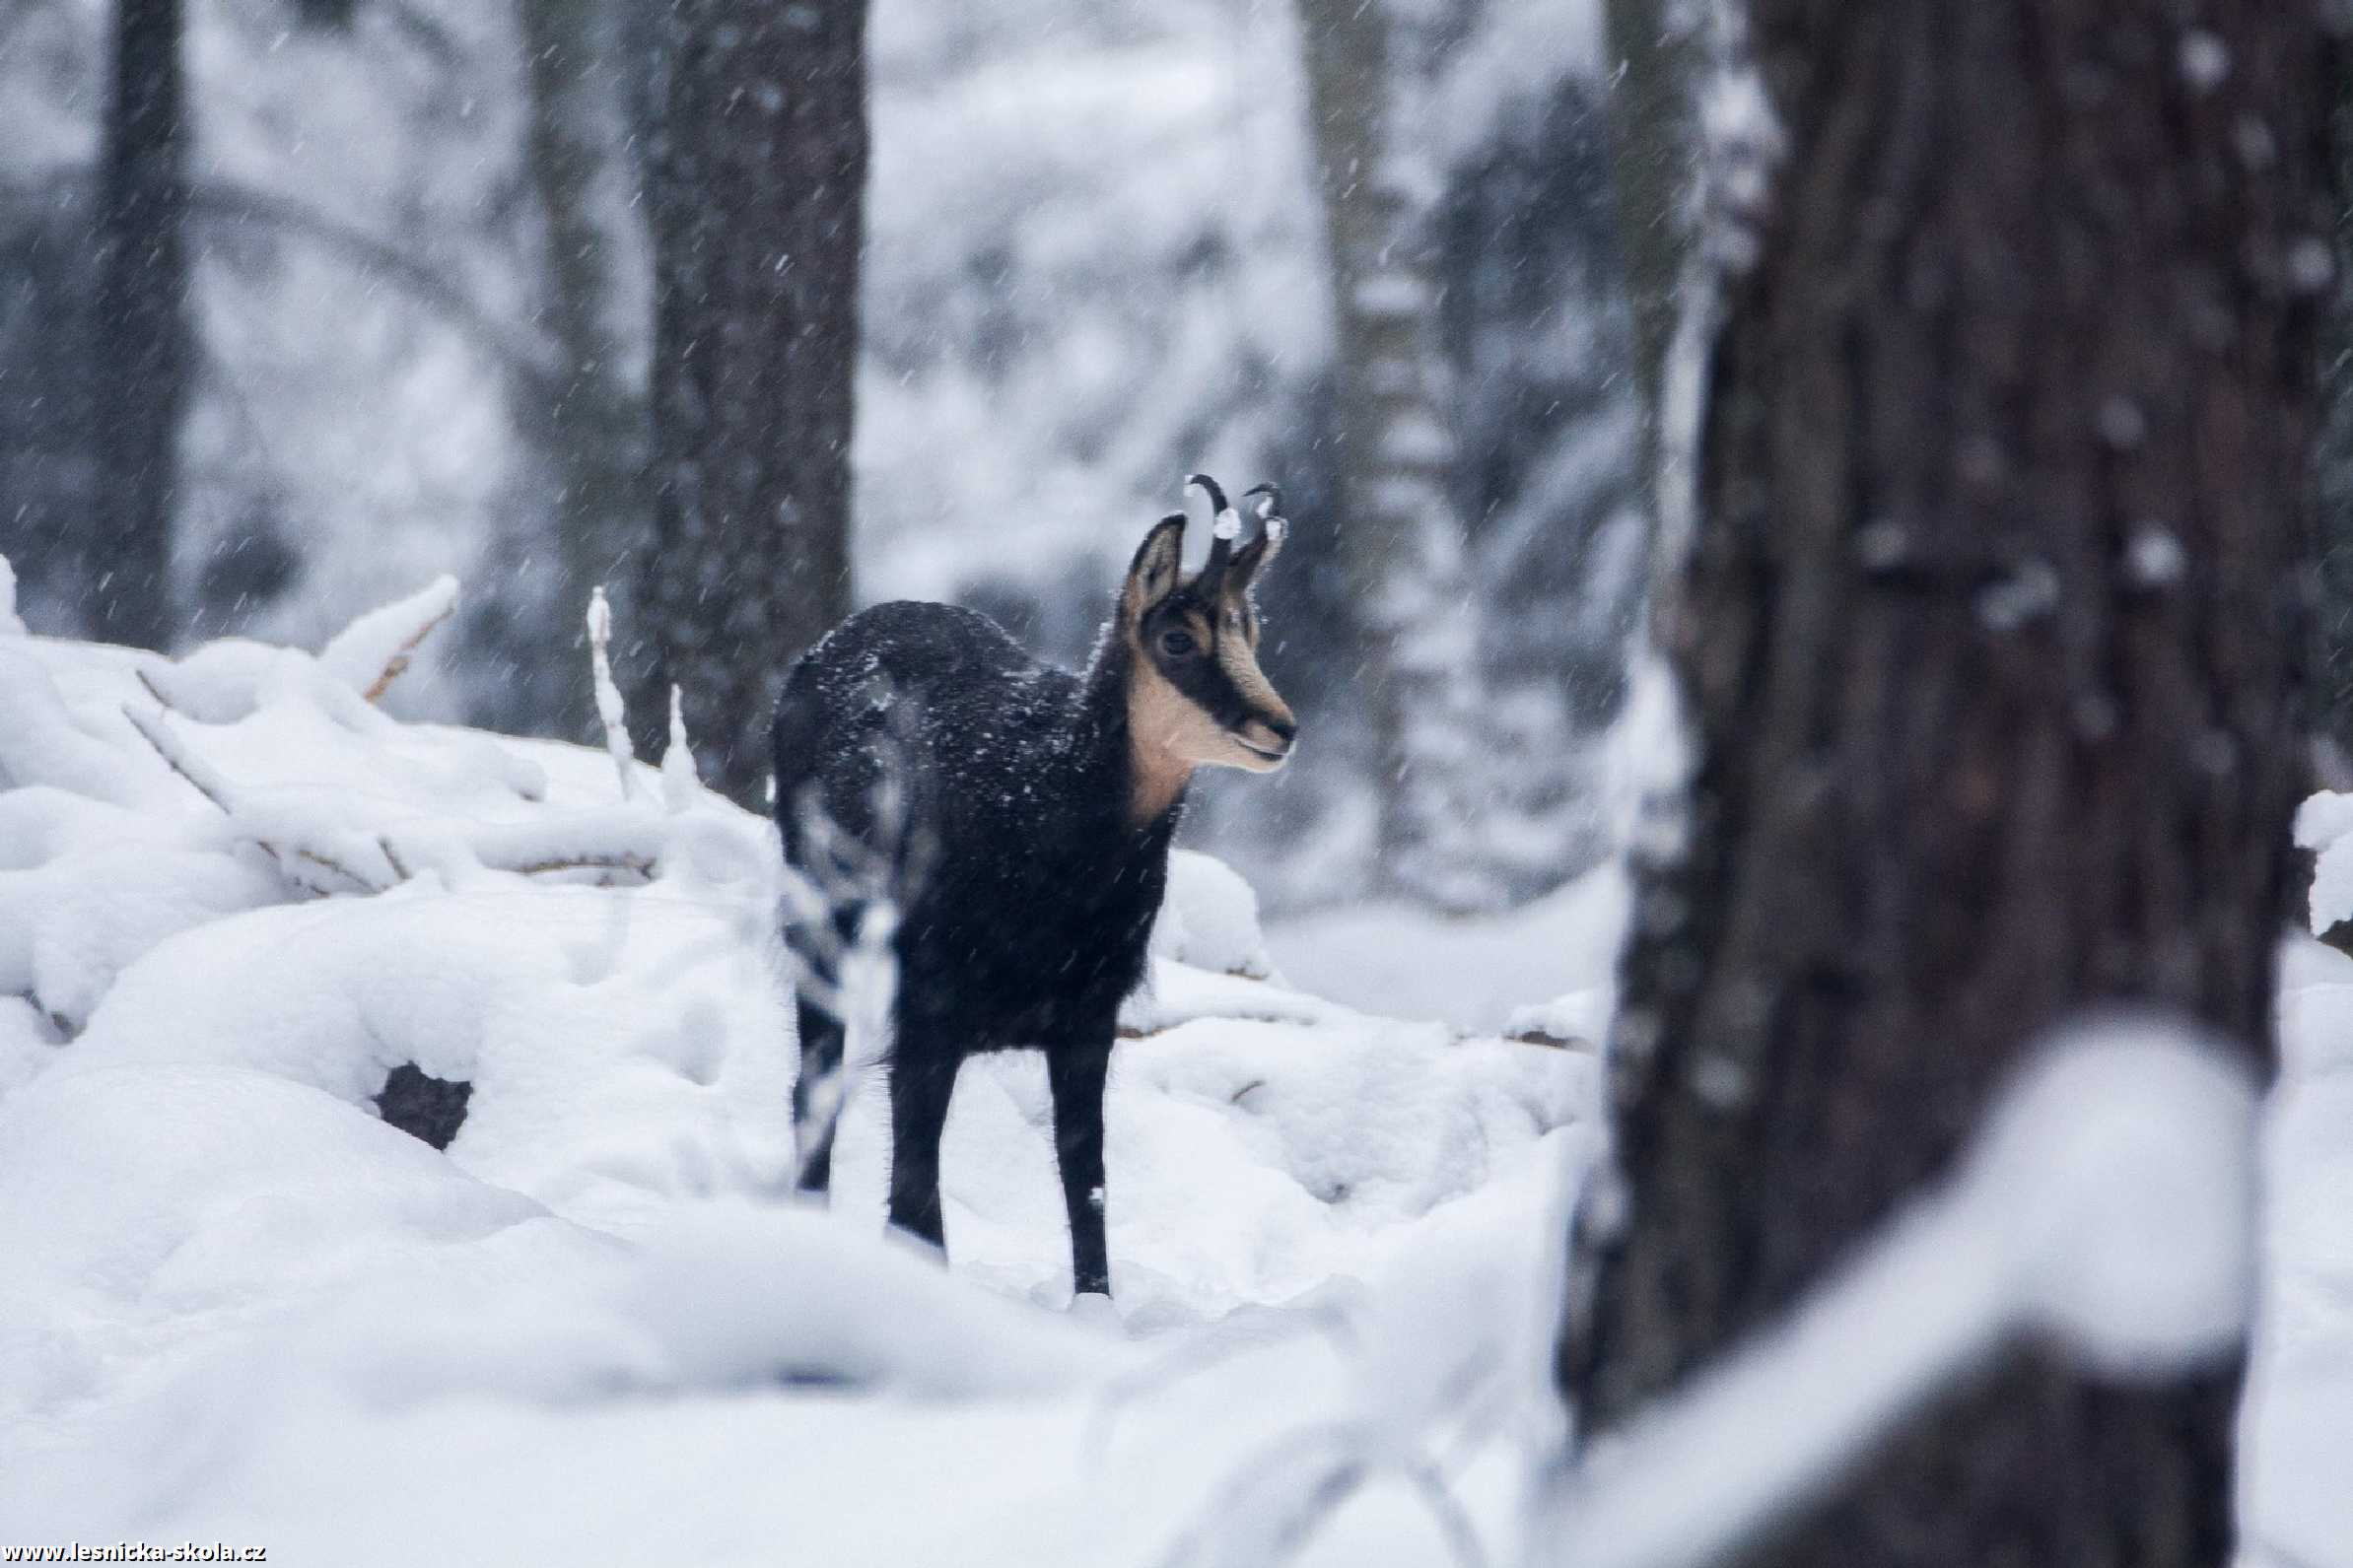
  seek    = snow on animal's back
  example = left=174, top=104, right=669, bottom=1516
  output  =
left=776, top=600, right=1090, bottom=836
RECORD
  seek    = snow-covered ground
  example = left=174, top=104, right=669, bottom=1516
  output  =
left=3, top=575, right=2350, bottom=1565
left=0, top=577, right=1592, bottom=1562
left=1269, top=867, right=1626, bottom=1039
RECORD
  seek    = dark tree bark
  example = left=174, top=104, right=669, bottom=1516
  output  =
left=2315, top=63, right=2353, bottom=763
left=90, top=0, right=192, bottom=649
left=1600, top=0, right=1701, bottom=441
left=488, top=0, right=652, bottom=742
left=0, top=179, right=102, bottom=634
left=643, top=0, right=865, bottom=800
left=1566, top=4, right=2332, bottom=1564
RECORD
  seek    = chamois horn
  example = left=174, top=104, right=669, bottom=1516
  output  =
left=1186, top=473, right=1242, bottom=588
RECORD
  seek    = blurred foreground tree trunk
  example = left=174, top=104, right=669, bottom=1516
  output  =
left=1298, top=0, right=1499, bottom=913
left=90, top=0, right=192, bottom=648
left=2316, top=62, right=2353, bottom=763
left=1564, top=4, right=2331, bottom=1563
left=643, top=0, right=865, bottom=800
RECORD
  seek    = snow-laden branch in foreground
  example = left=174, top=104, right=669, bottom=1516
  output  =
left=0, top=553, right=25, bottom=637
left=121, top=697, right=706, bottom=895
left=588, top=585, right=639, bottom=802
left=2293, top=789, right=2353, bottom=937
left=122, top=703, right=396, bottom=896
left=775, top=740, right=929, bottom=1189
left=662, top=684, right=700, bottom=811
left=316, top=575, right=459, bottom=704
left=1535, top=1014, right=2258, bottom=1568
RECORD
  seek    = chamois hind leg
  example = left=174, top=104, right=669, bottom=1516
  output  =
left=791, top=994, right=845, bottom=1194
left=1047, top=1042, right=1114, bottom=1298
left=885, top=1049, right=958, bottom=1255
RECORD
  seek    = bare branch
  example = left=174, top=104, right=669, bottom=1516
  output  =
left=499, top=852, right=657, bottom=882
left=120, top=703, right=388, bottom=897
left=120, top=703, right=238, bottom=815
left=183, top=179, right=557, bottom=395
left=0, top=169, right=557, bottom=400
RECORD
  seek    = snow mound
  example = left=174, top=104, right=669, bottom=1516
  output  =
left=1506, top=989, right=1609, bottom=1049
left=1151, top=848, right=1279, bottom=980
left=1271, top=858, right=1629, bottom=1034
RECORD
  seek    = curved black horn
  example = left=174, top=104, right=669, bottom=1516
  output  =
left=1184, top=473, right=1229, bottom=515
left=1187, top=473, right=1241, bottom=585
left=1242, top=482, right=1283, bottom=522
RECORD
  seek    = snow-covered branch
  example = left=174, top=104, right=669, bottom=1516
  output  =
left=91, top=580, right=784, bottom=901
left=122, top=703, right=394, bottom=896
left=317, top=575, right=460, bottom=704
left=588, top=585, right=639, bottom=801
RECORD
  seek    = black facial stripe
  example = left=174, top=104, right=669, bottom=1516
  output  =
left=1144, top=593, right=1279, bottom=729
left=1164, top=639, right=1255, bottom=728
left=1142, top=618, right=1232, bottom=727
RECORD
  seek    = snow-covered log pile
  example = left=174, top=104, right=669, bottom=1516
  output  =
left=0, top=570, right=1592, bottom=1559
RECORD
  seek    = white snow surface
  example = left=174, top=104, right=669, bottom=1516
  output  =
left=0, top=590, right=1594, bottom=1562
left=8, top=585, right=2353, bottom=1565
left=1270, top=860, right=1630, bottom=1035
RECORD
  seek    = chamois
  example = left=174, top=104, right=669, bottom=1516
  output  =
left=772, top=477, right=1295, bottom=1298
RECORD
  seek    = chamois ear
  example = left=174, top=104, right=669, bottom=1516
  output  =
left=1122, top=512, right=1187, bottom=619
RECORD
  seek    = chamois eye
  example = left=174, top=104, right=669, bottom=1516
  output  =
left=1159, top=629, right=1198, bottom=658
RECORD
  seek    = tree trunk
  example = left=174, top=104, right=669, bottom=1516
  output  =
left=1297, top=0, right=1494, bottom=912
left=1600, top=0, right=1700, bottom=443
left=642, top=0, right=865, bottom=801
left=505, top=0, right=652, bottom=741
left=90, top=0, right=191, bottom=649
left=1565, top=4, right=2331, bottom=1564
left=2315, top=62, right=2353, bottom=764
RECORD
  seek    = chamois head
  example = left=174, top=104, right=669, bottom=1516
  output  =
left=1118, top=476, right=1296, bottom=810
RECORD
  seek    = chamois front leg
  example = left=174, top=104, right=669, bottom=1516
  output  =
left=1046, top=1041, right=1114, bottom=1298
left=885, top=1048, right=958, bottom=1254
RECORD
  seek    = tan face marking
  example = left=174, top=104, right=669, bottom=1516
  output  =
left=1212, top=625, right=1292, bottom=766
left=1126, top=631, right=1234, bottom=822
left=1115, top=506, right=1294, bottom=824
left=1123, top=601, right=1293, bottom=823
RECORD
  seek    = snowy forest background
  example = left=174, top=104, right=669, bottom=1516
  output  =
left=0, top=0, right=1641, bottom=916
left=7, top=0, right=2353, bottom=1564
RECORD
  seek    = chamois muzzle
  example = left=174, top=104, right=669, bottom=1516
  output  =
left=1233, top=711, right=1296, bottom=767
